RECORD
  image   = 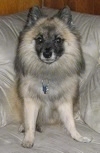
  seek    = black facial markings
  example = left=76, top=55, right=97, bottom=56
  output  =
left=34, top=25, right=64, bottom=62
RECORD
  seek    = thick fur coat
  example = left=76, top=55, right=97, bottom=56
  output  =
left=12, top=6, right=91, bottom=148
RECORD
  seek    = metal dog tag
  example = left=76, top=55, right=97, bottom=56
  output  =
left=42, top=80, right=49, bottom=94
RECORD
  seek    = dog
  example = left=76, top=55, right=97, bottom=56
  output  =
left=14, top=6, right=91, bottom=148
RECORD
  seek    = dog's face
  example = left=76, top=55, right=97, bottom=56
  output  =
left=35, top=24, right=64, bottom=64
left=24, top=7, right=74, bottom=64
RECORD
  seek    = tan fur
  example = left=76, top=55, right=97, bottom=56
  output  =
left=13, top=12, right=91, bottom=148
left=7, top=83, right=23, bottom=123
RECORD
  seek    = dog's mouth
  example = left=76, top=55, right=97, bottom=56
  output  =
left=40, top=51, right=57, bottom=64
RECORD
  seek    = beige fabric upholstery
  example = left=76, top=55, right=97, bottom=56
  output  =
left=0, top=8, right=100, bottom=152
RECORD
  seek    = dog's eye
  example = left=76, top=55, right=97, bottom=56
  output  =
left=36, top=36, right=43, bottom=44
left=55, top=37, right=62, bottom=43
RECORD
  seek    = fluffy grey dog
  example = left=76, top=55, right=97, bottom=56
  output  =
left=14, top=6, right=91, bottom=148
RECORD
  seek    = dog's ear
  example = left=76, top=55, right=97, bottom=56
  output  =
left=26, top=6, right=43, bottom=27
left=56, top=6, right=73, bottom=27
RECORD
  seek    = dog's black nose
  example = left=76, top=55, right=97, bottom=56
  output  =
left=43, top=51, right=52, bottom=58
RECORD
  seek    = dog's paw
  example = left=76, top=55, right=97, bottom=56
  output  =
left=21, top=131, right=35, bottom=148
left=22, top=139, right=34, bottom=148
left=76, top=136, right=92, bottom=143
left=71, top=131, right=92, bottom=143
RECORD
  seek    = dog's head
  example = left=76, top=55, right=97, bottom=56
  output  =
left=23, top=6, right=75, bottom=64
left=16, top=6, right=84, bottom=76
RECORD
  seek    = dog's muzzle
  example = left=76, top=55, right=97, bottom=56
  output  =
left=43, top=50, right=52, bottom=59
left=40, top=49, right=56, bottom=64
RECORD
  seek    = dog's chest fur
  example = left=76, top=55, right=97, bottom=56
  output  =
left=20, top=73, right=78, bottom=104
left=20, top=75, right=71, bottom=103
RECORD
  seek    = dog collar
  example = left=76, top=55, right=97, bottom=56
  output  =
left=42, top=80, right=49, bottom=94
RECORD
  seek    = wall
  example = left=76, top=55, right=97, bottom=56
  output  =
left=0, top=0, right=100, bottom=15
left=43, top=0, right=100, bottom=15
left=0, top=0, right=42, bottom=15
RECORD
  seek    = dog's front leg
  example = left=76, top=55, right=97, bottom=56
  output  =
left=57, top=100, right=91, bottom=143
left=22, top=98, right=40, bottom=148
